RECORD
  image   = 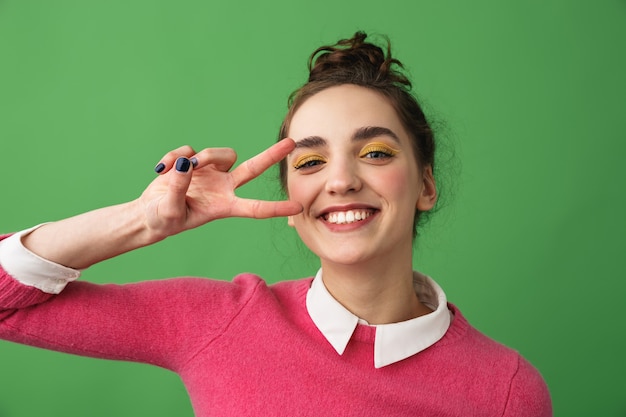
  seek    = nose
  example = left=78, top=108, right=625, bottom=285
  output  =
left=324, top=158, right=362, bottom=195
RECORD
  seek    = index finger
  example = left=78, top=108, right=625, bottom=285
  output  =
left=230, top=138, right=295, bottom=188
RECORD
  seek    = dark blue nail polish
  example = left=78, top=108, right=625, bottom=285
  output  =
left=190, top=157, right=198, bottom=168
left=154, top=163, right=165, bottom=173
left=175, top=157, right=191, bottom=173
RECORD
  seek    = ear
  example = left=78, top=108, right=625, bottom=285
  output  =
left=416, top=165, right=437, bottom=211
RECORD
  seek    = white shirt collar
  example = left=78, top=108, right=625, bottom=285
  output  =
left=306, top=269, right=451, bottom=368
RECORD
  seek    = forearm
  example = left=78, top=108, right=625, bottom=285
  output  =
left=22, top=199, right=161, bottom=270
left=14, top=140, right=301, bottom=271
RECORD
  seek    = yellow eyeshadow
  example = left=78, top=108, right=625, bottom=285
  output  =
left=292, top=153, right=327, bottom=169
left=358, top=141, right=401, bottom=157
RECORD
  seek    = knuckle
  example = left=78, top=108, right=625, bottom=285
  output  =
left=245, top=158, right=259, bottom=176
left=164, top=145, right=194, bottom=160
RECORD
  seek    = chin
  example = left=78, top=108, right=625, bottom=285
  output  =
left=315, top=246, right=379, bottom=267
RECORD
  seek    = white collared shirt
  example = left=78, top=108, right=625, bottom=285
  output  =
left=306, top=269, right=451, bottom=368
left=0, top=226, right=80, bottom=294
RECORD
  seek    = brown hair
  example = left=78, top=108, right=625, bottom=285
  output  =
left=278, top=31, right=438, bottom=234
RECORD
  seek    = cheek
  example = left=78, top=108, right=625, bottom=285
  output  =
left=285, top=176, right=316, bottom=234
left=286, top=177, right=300, bottom=201
left=286, top=175, right=314, bottom=207
left=373, top=166, right=417, bottom=201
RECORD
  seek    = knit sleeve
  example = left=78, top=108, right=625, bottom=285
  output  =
left=0, top=234, right=264, bottom=373
left=502, top=355, right=553, bottom=417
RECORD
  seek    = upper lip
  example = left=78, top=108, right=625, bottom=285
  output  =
left=315, top=203, right=379, bottom=218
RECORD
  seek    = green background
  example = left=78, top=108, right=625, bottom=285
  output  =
left=1, top=0, right=624, bottom=416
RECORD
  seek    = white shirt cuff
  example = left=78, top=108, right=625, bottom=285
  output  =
left=0, top=225, right=81, bottom=294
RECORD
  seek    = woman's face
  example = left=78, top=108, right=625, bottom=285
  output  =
left=285, top=84, right=436, bottom=266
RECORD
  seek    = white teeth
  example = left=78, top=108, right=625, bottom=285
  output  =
left=325, top=210, right=372, bottom=225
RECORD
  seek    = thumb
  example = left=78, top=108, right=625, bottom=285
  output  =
left=162, top=157, right=193, bottom=216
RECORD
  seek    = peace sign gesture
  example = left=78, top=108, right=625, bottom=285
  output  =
left=141, top=138, right=302, bottom=239
left=21, top=139, right=302, bottom=270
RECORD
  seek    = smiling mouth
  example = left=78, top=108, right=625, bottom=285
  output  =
left=322, top=209, right=376, bottom=225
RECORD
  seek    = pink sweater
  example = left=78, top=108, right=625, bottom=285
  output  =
left=0, top=245, right=551, bottom=416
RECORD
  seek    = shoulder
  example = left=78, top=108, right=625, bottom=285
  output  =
left=439, top=304, right=552, bottom=416
left=503, top=354, right=553, bottom=416
left=268, top=276, right=314, bottom=298
left=231, top=274, right=313, bottom=300
left=440, top=303, right=531, bottom=360
left=155, top=274, right=314, bottom=316
left=236, top=275, right=314, bottom=313
left=130, top=273, right=273, bottom=313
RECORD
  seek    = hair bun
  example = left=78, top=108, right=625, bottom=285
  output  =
left=308, top=31, right=411, bottom=90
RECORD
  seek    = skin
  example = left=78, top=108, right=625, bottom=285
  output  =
left=21, top=84, right=436, bottom=326
left=285, top=84, right=437, bottom=324
left=22, top=140, right=303, bottom=269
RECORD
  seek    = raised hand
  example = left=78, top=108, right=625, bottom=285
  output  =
left=140, top=138, right=303, bottom=239
left=19, top=139, right=302, bottom=269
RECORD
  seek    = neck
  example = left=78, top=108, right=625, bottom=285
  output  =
left=320, top=249, right=432, bottom=325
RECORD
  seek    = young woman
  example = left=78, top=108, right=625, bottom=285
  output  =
left=0, top=32, right=552, bottom=416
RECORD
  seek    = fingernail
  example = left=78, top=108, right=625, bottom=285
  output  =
left=154, top=162, right=165, bottom=173
left=190, top=157, right=198, bottom=168
left=175, top=157, right=191, bottom=173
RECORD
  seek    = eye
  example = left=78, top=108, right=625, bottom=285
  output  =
left=292, top=153, right=327, bottom=170
left=365, top=150, right=393, bottom=159
left=358, top=142, right=400, bottom=160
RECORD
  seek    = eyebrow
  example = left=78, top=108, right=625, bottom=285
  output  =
left=294, top=126, right=400, bottom=149
left=353, top=126, right=400, bottom=143
left=294, top=135, right=326, bottom=149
